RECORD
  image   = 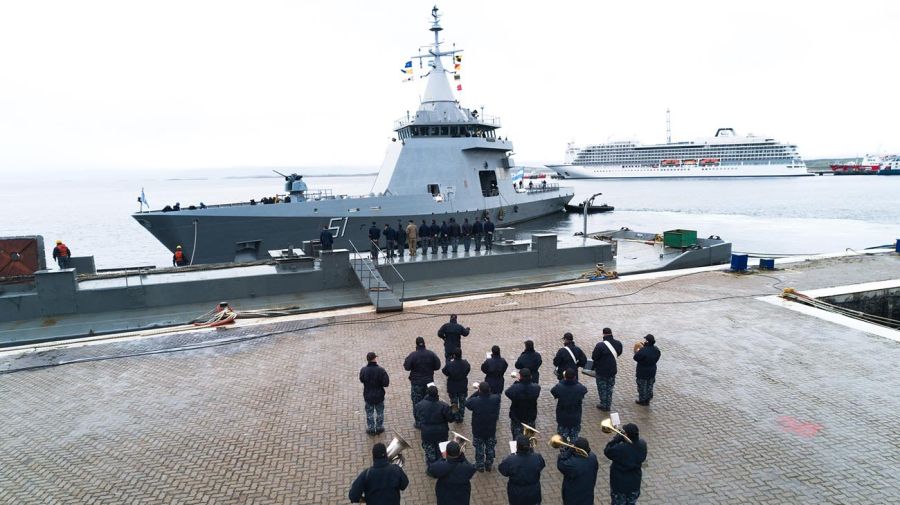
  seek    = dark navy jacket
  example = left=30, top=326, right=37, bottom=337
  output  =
left=440, top=222, right=449, bottom=238
left=557, top=450, right=599, bottom=505
left=481, top=355, right=509, bottom=394
left=604, top=436, right=648, bottom=494
left=498, top=451, right=545, bottom=505
left=465, top=391, right=500, bottom=439
left=449, top=221, right=461, bottom=238
left=551, top=379, right=588, bottom=428
left=461, top=221, right=472, bottom=237
left=633, top=343, right=661, bottom=379
left=514, top=350, right=543, bottom=383
left=368, top=225, right=381, bottom=241
left=438, top=322, right=470, bottom=355
left=404, top=346, right=442, bottom=386
left=484, top=220, right=495, bottom=234
left=415, top=395, right=453, bottom=443
left=427, top=454, right=477, bottom=505
left=430, top=222, right=441, bottom=238
left=319, top=229, right=334, bottom=248
left=348, top=457, right=409, bottom=505
left=591, top=336, right=623, bottom=378
left=442, top=358, right=471, bottom=395
left=420, top=222, right=432, bottom=238
left=384, top=227, right=396, bottom=242
left=359, top=361, right=390, bottom=405
left=553, top=343, right=587, bottom=379
left=504, top=379, right=541, bottom=423
left=472, top=220, right=484, bottom=235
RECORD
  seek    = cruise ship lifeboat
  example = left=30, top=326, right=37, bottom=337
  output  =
left=661, top=159, right=681, bottom=166
left=683, top=159, right=698, bottom=165
left=700, top=158, right=720, bottom=166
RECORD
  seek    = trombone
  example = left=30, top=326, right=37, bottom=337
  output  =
left=450, top=431, right=471, bottom=450
left=549, top=434, right=589, bottom=458
left=601, top=418, right=633, bottom=444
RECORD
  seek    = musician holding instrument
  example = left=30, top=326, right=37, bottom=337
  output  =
left=426, top=441, right=477, bottom=505
left=556, top=437, right=599, bottom=505
left=348, top=443, right=409, bottom=505
left=442, top=348, right=471, bottom=424
left=632, top=334, right=661, bottom=406
left=504, top=368, right=541, bottom=441
left=481, top=345, right=509, bottom=394
left=603, top=424, right=647, bottom=505
left=415, top=385, right=454, bottom=466
left=591, top=327, right=623, bottom=412
left=498, top=435, right=546, bottom=505
left=465, top=382, right=501, bottom=472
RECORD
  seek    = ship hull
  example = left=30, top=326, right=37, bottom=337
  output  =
left=134, top=194, right=572, bottom=264
left=549, top=163, right=812, bottom=179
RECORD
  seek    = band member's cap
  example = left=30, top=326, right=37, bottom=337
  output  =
left=415, top=336, right=425, bottom=346
left=644, top=334, right=655, bottom=345
left=366, top=352, right=377, bottom=361
left=562, top=332, right=574, bottom=341
left=602, top=327, right=612, bottom=335
left=372, top=443, right=387, bottom=459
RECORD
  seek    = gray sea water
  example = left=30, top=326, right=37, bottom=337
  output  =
left=2, top=168, right=898, bottom=270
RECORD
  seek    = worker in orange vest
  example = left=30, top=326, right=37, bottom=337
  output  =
left=172, top=245, right=189, bottom=267
left=52, top=240, right=72, bottom=269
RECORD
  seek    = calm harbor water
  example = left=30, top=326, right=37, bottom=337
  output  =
left=2, top=169, right=897, bottom=270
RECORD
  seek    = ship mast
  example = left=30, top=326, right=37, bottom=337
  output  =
left=412, top=6, right=464, bottom=114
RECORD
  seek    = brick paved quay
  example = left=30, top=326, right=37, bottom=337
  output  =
left=1, top=254, right=898, bottom=504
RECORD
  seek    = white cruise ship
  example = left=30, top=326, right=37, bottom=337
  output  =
left=548, top=128, right=809, bottom=179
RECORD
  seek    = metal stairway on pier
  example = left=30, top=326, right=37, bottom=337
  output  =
left=348, top=242, right=404, bottom=313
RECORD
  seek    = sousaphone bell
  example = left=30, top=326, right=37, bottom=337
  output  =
left=549, top=434, right=589, bottom=457
left=521, top=422, right=540, bottom=447
left=386, top=430, right=412, bottom=467
left=601, top=418, right=633, bottom=444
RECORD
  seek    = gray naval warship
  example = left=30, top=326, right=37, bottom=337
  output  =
left=134, top=7, right=574, bottom=265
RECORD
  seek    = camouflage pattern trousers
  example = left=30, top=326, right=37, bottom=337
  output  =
left=472, top=436, right=496, bottom=470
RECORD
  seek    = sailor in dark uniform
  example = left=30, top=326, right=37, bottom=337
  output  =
left=499, top=435, right=546, bottom=505
left=553, top=332, right=587, bottom=380
left=472, top=217, right=484, bottom=252
left=556, top=437, right=599, bottom=505
left=515, top=340, right=543, bottom=384
left=368, top=221, right=381, bottom=262
left=430, top=220, right=441, bottom=254
left=440, top=220, right=450, bottom=253
left=483, top=217, right=495, bottom=252
left=319, top=225, right=334, bottom=251
left=383, top=224, right=396, bottom=260
left=461, top=218, right=473, bottom=252
left=415, top=385, right=453, bottom=465
left=427, top=441, right=477, bottom=505
left=396, top=220, right=405, bottom=258
left=449, top=217, right=461, bottom=253
left=420, top=220, right=431, bottom=255
left=481, top=345, right=509, bottom=394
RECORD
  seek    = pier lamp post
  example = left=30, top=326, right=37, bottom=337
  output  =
left=582, top=192, right=603, bottom=239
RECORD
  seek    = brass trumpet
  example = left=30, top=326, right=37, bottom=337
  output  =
left=521, top=422, right=540, bottom=447
left=601, top=418, right=632, bottom=444
left=386, top=430, right=412, bottom=467
left=549, top=434, right=589, bottom=458
left=633, top=341, right=644, bottom=353
left=450, top=431, right=471, bottom=449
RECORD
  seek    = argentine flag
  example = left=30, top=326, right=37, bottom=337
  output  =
left=511, top=168, right=525, bottom=182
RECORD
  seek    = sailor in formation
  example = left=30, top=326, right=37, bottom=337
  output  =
left=461, top=218, right=473, bottom=252
left=351, top=322, right=655, bottom=505
left=591, top=327, right=623, bottom=412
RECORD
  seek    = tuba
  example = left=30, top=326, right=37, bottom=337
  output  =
left=601, top=418, right=633, bottom=444
left=386, top=431, right=412, bottom=467
left=549, top=434, right=589, bottom=457
left=521, top=422, right=540, bottom=447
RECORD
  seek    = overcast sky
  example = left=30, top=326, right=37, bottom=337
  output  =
left=1, top=0, right=897, bottom=172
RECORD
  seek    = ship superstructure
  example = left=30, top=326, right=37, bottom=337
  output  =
left=550, top=128, right=809, bottom=179
left=133, top=7, right=573, bottom=264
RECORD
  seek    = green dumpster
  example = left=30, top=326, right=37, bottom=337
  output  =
left=663, top=229, right=697, bottom=248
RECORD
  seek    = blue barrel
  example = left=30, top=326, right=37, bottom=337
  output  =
left=759, top=258, right=775, bottom=270
left=730, top=254, right=748, bottom=272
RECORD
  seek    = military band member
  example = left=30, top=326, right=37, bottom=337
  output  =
left=438, top=314, right=471, bottom=361
left=359, top=351, right=390, bottom=435
left=557, top=437, right=599, bottom=505
left=591, top=327, right=623, bottom=412
left=427, top=440, right=477, bottom=505
left=472, top=217, right=484, bottom=252
left=553, top=332, right=587, bottom=380
left=504, top=367, right=540, bottom=441
left=465, top=382, right=501, bottom=472
left=404, top=337, right=442, bottom=428
left=515, top=340, right=543, bottom=384
left=349, top=443, right=409, bottom=505
left=551, top=368, right=588, bottom=442
left=498, top=435, right=546, bottom=505
left=604, top=424, right=647, bottom=505
left=633, top=334, right=661, bottom=406
left=415, top=385, right=453, bottom=466
left=442, top=348, right=470, bottom=423
left=481, top=345, right=509, bottom=394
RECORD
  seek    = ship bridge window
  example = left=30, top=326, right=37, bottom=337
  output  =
left=427, top=184, right=441, bottom=196
left=478, top=170, right=499, bottom=197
